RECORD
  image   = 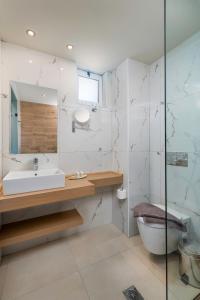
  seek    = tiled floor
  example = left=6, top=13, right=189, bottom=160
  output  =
left=0, top=224, right=198, bottom=300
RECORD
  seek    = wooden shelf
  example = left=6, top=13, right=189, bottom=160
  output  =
left=0, top=209, right=83, bottom=248
left=0, top=171, right=123, bottom=213
left=87, top=171, right=123, bottom=188
left=0, top=178, right=95, bottom=213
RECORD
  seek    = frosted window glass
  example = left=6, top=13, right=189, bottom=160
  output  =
left=79, top=76, right=99, bottom=103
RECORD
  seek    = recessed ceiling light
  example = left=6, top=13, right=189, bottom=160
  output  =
left=28, top=59, right=33, bottom=64
left=60, top=67, right=64, bottom=71
left=67, top=44, right=73, bottom=50
left=42, top=93, right=46, bottom=97
left=26, top=29, right=36, bottom=37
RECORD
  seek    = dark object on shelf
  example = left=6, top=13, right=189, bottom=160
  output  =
left=123, top=285, right=144, bottom=300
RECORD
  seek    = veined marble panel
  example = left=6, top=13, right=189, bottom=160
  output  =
left=111, top=59, right=150, bottom=237
left=166, top=30, right=200, bottom=241
left=1, top=42, right=114, bottom=254
left=149, top=58, right=165, bottom=206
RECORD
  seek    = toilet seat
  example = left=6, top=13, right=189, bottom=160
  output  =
left=137, top=204, right=190, bottom=255
left=137, top=216, right=166, bottom=229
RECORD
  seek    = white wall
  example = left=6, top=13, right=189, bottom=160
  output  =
left=0, top=41, right=166, bottom=250
left=111, top=58, right=150, bottom=237
left=149, top=58, right=165, bottom=205
left=112, top=60, right=129, bottom=235
left=166, top=31, right=200, bottom=242
left=1, top=42, right=113, bottom=254
left=149, top=31, right=200, bottom=243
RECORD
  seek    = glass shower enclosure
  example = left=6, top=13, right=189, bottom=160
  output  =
left=166, top=0, right=200, bottom=299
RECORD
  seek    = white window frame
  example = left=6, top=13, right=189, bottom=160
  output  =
left=78, top=69, right=102, bottom=106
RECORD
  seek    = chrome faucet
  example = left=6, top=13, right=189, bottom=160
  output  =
left=33, top=158, right=39, bottom=171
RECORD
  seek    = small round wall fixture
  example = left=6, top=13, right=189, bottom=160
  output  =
left=26, top=29, right=36, bottom=37
left=74, top=109, right=90, bottom=125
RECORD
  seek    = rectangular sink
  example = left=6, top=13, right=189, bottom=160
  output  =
left=3, top=169, right=65, bottom=195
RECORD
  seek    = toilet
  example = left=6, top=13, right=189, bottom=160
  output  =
left=137, top=204, right=190, bottom=255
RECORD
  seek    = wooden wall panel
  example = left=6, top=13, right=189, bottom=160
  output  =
left=20, top=101, right=57, bottom=153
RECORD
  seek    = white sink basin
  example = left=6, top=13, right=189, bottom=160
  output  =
left=3, top=169, right=65, bottom=195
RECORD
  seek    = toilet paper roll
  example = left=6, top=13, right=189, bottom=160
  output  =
left=116, top=188, right=127, bottom=200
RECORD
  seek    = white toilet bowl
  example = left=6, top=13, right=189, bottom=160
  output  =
left=137, top=204, right=190, bottom=255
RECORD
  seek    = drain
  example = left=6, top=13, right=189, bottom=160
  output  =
left=123, top=285, right=144, bottom=300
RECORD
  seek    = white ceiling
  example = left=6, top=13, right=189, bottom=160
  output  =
left=0, top=0, right=164, bottom=73
left=166, top=0, right=200, bottom=52
left=0, top=0, right=200, bottom=74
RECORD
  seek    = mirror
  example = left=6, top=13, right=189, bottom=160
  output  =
left=10, top=81, right=58, bottom=154
left=74, top=109, right=90, bottom=125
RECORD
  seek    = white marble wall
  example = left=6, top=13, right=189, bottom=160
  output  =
left=166, top=31, right=200, bottom=241
left=149, top=58, right=165, bottom=205
left=111, top=58, right=150, bottom=237
left=111, top=60, right=129, bottom=235
left=128, top=59, right=150, bottom=236
left=1, top=42, right=113, bottom=254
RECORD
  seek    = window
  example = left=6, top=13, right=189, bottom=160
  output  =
left=78, top=69, right=102, bottom=105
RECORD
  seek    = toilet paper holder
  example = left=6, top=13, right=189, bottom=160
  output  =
left=116, top=187, right=127, bottom=200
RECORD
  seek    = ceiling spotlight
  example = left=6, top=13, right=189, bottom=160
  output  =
left=28, top=59, right=33, bottom=64
left=67, top=44, right=73, bottom=50
left=26, top=29, right=36, bottom=37
left=60, top=67, right=64, bottom=71
left=42, top=93, right=46, bottom=97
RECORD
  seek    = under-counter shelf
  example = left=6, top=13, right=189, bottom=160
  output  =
left=0, top=209, right=83, bottom=248
left=0, top=171, right=123, bottom=213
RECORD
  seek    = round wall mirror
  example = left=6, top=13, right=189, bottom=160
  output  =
left=74, top=109, right=90, bottom=125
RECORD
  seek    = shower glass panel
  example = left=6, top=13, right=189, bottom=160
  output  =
left=166, top=0, right=200, bottom=299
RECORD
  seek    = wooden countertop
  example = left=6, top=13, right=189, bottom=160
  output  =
left=0, top=171, right=123, bottom=213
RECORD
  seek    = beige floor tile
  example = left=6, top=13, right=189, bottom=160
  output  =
left=2, top=239, right=77, bottom=300
left=81, top=252, right=166, bottom=300
left=167, top=253, right=199, bottom=300
left=89, top=289, right=126, bottom=300
left=128, top=235, right=143, bottom=248
left=67, top=224, right=121, bottom=249
left=80, top=253, right=139, bottom=295
left=0, top=264, right=8, bottom=299
left=97, top=235, right=131, bottom=258
left=67, top=224, right=130, bottom=270
left=122, top=249, right=166, bottom=299
left=15, top=272, right=89, bottom=300
left=69, top=233, right=131, bottom=270
left=2, top=225, right=192, bottom=300
left=69, top=241, right=104, bottom=270
left=132, top=242, right=167, bottom=283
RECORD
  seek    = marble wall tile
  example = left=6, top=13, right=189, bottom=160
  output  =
left=150, top=152, right=162, bottom=204
left=111, top=59, right=150, bottom=237
left=149, top=58, right=165, bottom=205
left=128, top=59, right=150, bottom=152
left=166, top=30, right=200, bottom=241
left=59, top=151, right=113, bottom=174
left=111, top=60, right=129, bottom=235
left=128, top=60, right=150, bottom=236
left=1, top=42, right=114, bottom=254
left=60, top=106, right=112, bottom=153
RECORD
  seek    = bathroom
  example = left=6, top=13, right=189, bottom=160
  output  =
left=0, top=0, right=200, bottom=299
